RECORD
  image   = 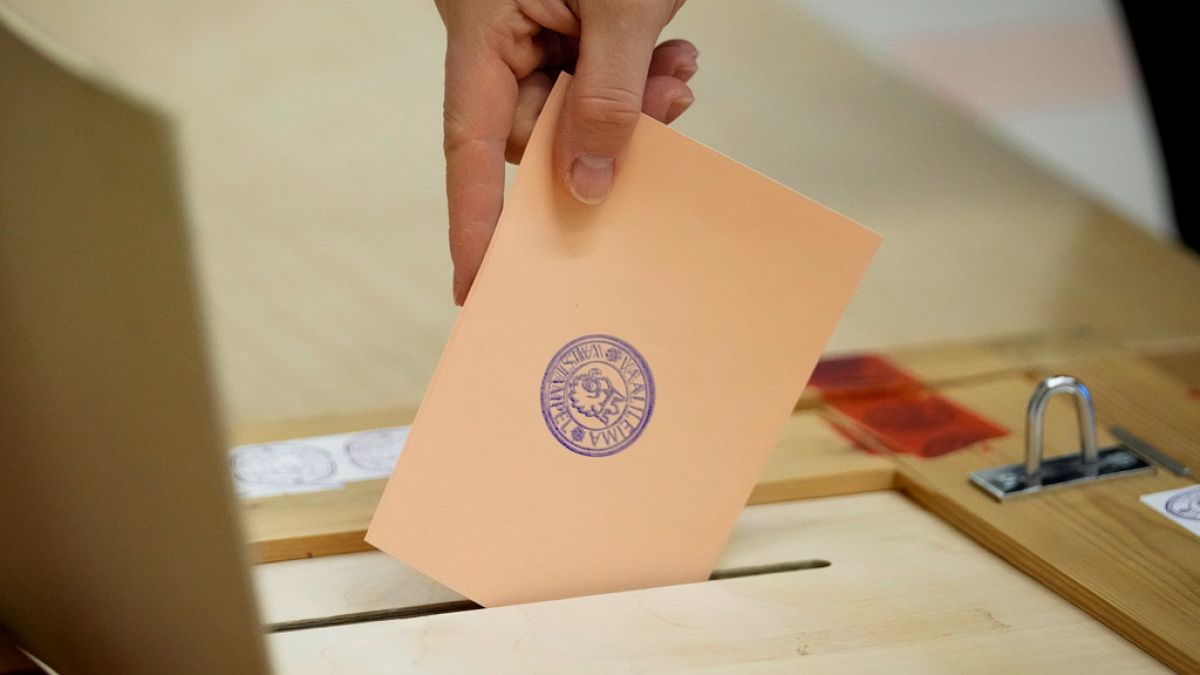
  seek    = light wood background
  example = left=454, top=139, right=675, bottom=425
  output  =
left=4, top=0, right=1197, bottom=427
left=231, top=328, right=1164, bottom=564
left=879, top=361, right=1200, bottom=672
left=265, top=493, right=1163, bottom=673
left=237, top=333, right=1200, bottom=669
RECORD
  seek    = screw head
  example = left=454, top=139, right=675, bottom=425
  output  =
left=1106, top=449, right=1138, bottom=469
left=993, top=470, right=1020, bottom=490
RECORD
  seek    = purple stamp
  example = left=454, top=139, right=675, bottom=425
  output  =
left=540, top=334, right=654, bottom=457
left=1165, top=486, right=1200, bottom=520
left=231, top=443, right=336, bottom=486
left=344, top=428, right=407, bottom=472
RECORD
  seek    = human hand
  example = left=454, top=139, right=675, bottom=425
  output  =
left=435, top=0, right=696, bottom=304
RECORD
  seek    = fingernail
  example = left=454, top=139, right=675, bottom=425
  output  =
left=674, top=64, right=698, bottom=81
left=665, top=95, right=694, bottom=124
left=569, top=155, right=614, bottom=205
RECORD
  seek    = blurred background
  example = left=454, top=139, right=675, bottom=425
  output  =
left=798, top=0, right=1167, bottom=238
left=2, top=0, right=1189, bottom=427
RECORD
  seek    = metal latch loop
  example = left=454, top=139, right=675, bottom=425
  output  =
left=1024, top=375, right=1099, bottom=482
left=969, top=374, right=1152, bottom=500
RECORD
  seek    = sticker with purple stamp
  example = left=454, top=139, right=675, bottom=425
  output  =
left=1165, top=486, right=1200, bottom=520
left=231, top=443, right=336, bottom=486
left=540, top=334, right=654, bottom=457
left=344, top=427, right=408, bottom=472
left=1140, top=485, right=1200, bottom=540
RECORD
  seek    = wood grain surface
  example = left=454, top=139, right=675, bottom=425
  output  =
left=873, top=367, right=1199, bottom=672
left=244, top=333, right=1199, bottom=669
left=265, top=493, right=1162, bottom=673
left=255, top=490, right=901, bottom=628
left=237, top=330, right=1141, bottom=563
left=242, top=410, right=895, bottom=563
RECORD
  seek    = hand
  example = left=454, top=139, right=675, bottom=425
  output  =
left=435, top=0, right=696, bottom=304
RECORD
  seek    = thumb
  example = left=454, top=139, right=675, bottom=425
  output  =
left=556, top=4, right=667, bottom=205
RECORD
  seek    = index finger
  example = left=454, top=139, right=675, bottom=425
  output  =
left=443, top=46, right=517, bottom=305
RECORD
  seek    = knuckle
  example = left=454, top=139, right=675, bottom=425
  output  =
left=572, top=86, right=642, bottom=132
left=442, top=114, right=491, bottom=157
left=442, top=108, right=470, bottom=153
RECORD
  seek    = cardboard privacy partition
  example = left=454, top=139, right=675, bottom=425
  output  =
left=367, top=75, right=880, bottom=606
left=0, top=9, right=267, bottom=674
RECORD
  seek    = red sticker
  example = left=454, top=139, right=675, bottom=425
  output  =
left=831, top=390, right=1008, bottom=458
left=809, top=354, right=922, bottom=399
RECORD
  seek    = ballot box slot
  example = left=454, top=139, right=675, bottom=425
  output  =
left=265, top=559, right=832, bottom=633
left=708, top=559, right=830, bottom=580
left=268, top=600, right=483, bottom=633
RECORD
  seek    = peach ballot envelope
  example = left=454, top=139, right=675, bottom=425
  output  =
left=367, top=74, right=879, bottom=607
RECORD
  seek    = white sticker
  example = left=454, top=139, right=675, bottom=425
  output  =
left=1140, top=485, right=1200, bottom=539
left=229, top=426, right=409, bottom=498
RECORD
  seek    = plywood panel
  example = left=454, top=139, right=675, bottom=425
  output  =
left=257, top=490, right=876, bottom=627
left=252, top=338, right=1197, bottom=669
left=266, top=493, right=1161, bottom=673
left=243, top=411, right=894, bottom=563
left=238, top=331, right=1139, bottom=563
left=879, top=368, right=1199, bottom=672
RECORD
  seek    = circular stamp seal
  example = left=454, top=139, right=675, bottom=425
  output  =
left=540, top=334, right=654, bottom=457
left=345, top=428, right=407, bottom=472
left=1165, top=486, right=1200, bottom=520
left=231, top=443, right=336, bottom=485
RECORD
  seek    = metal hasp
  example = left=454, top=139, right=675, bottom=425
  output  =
left=970, top=375, right=1153, bottom=501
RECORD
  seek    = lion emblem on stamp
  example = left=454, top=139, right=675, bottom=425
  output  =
left=540, top=334, right=655, bottom=457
